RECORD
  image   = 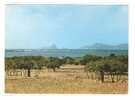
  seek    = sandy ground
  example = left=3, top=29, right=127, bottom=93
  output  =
left=5, top=65, right=128, bottom=94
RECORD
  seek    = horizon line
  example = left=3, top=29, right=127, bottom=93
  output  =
left=5, top=42, right=128, bottom=50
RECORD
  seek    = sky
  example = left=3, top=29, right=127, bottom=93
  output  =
left=6, top=5, right=128, bottom=49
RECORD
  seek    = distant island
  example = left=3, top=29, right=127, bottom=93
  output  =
left=40, top=43, right=128, bottom=50
left=41, top=44, right=58, bottom=49
left=80, top=43, right=128, bottom=50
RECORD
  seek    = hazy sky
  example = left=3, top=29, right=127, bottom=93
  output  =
left=6, top=5, right=128, bottom=49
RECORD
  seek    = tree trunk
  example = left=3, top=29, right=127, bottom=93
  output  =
left=111, top=74, right=115, bottom=83
left=100, top=71, right=104, bottom=83
left=52, top=67, right=56, bottom=72
left=117, top=74, right=121, bottom=82
left=27, top=68, right=31, bottom=77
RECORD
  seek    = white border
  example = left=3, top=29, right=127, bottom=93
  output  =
left=0, top=0, right=135, bottom=100
left=0, top=0, right=5, bottom=95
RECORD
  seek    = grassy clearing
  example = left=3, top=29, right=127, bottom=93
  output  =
left=5, top=65, right=128, bottom=94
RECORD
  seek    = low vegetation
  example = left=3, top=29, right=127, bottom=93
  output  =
left=5, top=54, right=128, bottom=93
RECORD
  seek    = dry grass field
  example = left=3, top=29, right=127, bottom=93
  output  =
left=5, top=65, right=128, bottom=94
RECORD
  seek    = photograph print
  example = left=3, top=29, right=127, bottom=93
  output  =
left=5, top=5, right=128, bottom=93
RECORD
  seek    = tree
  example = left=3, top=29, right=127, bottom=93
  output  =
left=7, top=56, right=38, bottom=77
left=81, top=55, right=102, bottom=65
left=46, top=57, right=63, bottom=72
left=85, top=60, right=106, bottom=83
left=85, top=57, right=128, bottom=83
left=15, top=58, right=35, bottom=77
left=5, top=58, right=15, bottom=70
left=62, top=57, right=74, bottom=64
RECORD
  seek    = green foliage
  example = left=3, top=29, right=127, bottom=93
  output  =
left=80, top=55, right=102, bottom=65
left=5, top=54, right=128, bottom=80
left=85, top=54, right=128, bottom=82
left=62, top=57, right=74, bottom=64
left=46, top=57, right=63, bottom=72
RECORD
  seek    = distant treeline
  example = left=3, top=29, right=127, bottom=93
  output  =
left=5, top=54, right=128, bottom=83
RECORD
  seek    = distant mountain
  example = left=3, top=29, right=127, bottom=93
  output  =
left=42, top=44, right=58, bottom=49
left=41, top=43, right=128, bottom=50
left=80, top=43, right=128, bottom=50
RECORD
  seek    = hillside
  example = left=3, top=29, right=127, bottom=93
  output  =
left=80, top=43, right=128, bottom=50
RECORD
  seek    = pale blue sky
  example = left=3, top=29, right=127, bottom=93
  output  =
left=6, top=5, right=128, bottom=49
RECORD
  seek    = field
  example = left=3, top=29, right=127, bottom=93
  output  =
left=5, top=65, right=128, bottom=94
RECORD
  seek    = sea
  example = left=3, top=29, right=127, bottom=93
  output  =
left=5, top=49, right=128, bottom=58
